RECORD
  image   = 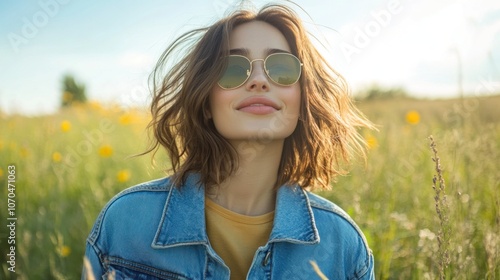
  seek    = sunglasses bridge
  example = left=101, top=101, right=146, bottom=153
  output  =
left=245, top=58, right=269, bottom=77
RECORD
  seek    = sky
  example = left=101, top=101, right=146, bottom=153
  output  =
left=1, top=0, right=499, bottom=115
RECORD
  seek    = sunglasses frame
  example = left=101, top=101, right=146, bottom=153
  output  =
left=217, top=53, right=303, bottom=90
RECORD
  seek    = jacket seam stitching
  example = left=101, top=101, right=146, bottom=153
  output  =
left=309, top=202, right=371, bottom=253
left=104, top=255, right=189, bottom=279
left=151, top=182, right=176, bottom=247
left=351, top=251, right=372, bottom=280
left=299, top=188, right=321, bottom=242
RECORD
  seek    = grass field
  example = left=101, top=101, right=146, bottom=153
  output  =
left=1, top=95, right=499, bottom=279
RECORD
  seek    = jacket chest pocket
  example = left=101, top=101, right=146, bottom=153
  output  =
left=103, top=256, right=190, bottom=280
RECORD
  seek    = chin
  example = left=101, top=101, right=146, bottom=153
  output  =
left=222, top=128, right=295, bottom=143
left=213, top=117, right=299, bottom=143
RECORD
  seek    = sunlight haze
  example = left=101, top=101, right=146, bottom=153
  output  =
left=1, top=0, right=499, bottom=114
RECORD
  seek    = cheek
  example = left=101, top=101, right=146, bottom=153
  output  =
left=273, top=84, right=301, bottom=136
left=282, top=84, right=301, bottom=116
left=208, top=88, right=233, bottom=134
left=209, top=87, right=228, bottom=115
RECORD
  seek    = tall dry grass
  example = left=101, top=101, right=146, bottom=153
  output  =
left=429, top=135, right=450, bottom=280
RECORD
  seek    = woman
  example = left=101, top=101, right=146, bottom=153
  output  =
left=83, top=4, right=375, bottom=279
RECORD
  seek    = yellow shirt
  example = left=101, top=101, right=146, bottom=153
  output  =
left=205, top=197, right=274, bottom=280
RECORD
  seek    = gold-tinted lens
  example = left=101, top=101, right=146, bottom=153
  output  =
left=265, top=53, right=302, bottom=86
left=218, top=56, right=251, bottom=89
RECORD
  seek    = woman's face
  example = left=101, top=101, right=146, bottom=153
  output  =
left=209, top=21, right=301, bottom=144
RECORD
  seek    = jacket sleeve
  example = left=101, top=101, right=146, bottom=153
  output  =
left=358, top=252, right=375, bottom=279
left=349, top=233, right=375, bottom=280
left=81, top=241, right=104, bottom=280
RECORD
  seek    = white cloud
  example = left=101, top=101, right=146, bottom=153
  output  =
left=321, top=0, right=500, bottom=96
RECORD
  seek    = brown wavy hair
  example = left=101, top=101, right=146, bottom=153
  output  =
left=146, top=4, right=374, bottom=190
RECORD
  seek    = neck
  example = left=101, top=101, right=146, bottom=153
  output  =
left=207, top=139, right=284, bottom=216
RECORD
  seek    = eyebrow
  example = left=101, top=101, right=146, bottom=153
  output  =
left=229, top=48, right=291, bottom=56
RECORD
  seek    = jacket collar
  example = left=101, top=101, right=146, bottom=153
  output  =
left=151, top=174, right=319, bottom=248
left=269, top=185, right=320, bottom=244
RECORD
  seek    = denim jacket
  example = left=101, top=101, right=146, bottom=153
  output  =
left=83, top=174, right=374, bottom=279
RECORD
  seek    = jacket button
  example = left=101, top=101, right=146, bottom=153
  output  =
left=262, top=251, right=271, bottom=266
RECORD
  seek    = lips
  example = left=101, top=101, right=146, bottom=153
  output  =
left=236, top=96, right=280, bottom=115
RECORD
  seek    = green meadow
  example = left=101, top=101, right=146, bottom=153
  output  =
left=1, top=95, right=499, bottom=279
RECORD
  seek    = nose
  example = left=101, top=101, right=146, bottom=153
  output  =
left=245, top=59, right=270, bottom=92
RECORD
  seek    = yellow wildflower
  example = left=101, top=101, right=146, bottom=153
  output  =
left=119, top=113, right=132, bottom=125
left=60, top=120, right=72, bottom=132
left=0, top=169, right=3, bottom=178
left=98, top=145, right=113, bottom=158
left=52, top=152, right=62, bottom=162
left=58, top=245, right=71, bottom=257
left=366, top=135, right=378, bottom=149
left=117, top=169, right=131, bottom=183
left=406, top=110, right=420, bottom=125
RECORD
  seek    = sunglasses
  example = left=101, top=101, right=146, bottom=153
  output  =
left=217, top=53, right=303, bottom=89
